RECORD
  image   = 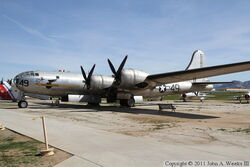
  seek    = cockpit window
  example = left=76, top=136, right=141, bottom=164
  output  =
left=22, top=73, right=30, bottom=77
left=14, top=71, right=38, bottom=80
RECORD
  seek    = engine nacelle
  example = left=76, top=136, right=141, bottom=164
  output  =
left=90, top=75, right=114, bottom=90
left=120, top=69, right=149, bottom=89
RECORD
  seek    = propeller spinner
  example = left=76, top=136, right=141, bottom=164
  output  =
left=107, top=55, right=128, bottom=85
left=80, top=64, right=96, bottom=89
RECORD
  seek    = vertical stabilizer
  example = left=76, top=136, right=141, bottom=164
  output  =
left=185, top=50, right=206, bottom=70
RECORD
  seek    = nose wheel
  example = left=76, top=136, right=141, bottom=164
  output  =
left=18, top=100, right=28, bottom=108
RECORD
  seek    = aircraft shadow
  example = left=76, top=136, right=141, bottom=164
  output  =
left=31, top=102, right=219, bottom=119
left=99, top=106, right=219, bottom=119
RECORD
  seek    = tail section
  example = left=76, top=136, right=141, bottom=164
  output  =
left=187, top=50, right=208, bottom=83
left=185, top=50, right=206, bottom=70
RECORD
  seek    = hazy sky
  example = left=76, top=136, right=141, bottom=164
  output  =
left=1, top=0, right=250, bottom=81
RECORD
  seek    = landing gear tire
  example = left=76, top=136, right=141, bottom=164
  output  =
left=87, top=102, right=100, bottom=106
left=52, top=99, right=60, bottom=106
left=18, top=100, right=28, bottom=108
left=55, top=99, right=60, bottom=106
left=107, top=97, right=116, bottom=103
left=120, top=98, right=135, bottom=107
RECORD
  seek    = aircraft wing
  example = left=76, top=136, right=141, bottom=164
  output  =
left=145, top=61, right=250, bottom=88
left=192, top=82, right=233, bottom=85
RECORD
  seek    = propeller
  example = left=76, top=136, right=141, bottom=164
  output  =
left=0, top=78, right=3, bottom=85
left=7, top=79, right=12, bottom=85
left=80, top=64, right=96, bottom=89
left=107, top=55, right=128, bottom=85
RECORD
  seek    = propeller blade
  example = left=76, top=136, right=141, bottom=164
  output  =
left=107, top=59, right=117, bottom=75
left=80, top=65, right=96, bottom=89
left=107, top=55, right=128, bottom=85
left=117, top=55, right=128, bottom=75
left=88, top=64, right=96, bottom=80
left=80, top=66, right=87, bottom=80
left=1, top=78, right=3, bottom=85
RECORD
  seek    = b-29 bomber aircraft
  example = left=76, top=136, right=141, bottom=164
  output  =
left=13, top=50, right=250, bottom=108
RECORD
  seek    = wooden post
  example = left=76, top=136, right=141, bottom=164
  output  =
left=41, top=117, right=49, bottom=150
left=0, top=123, right=5, bottom=130
left=40, top=116, right=54, bottom=156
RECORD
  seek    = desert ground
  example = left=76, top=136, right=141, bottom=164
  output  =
left=2, top=99, right=249, bottom=148
left=0, top=99, right=249, bottom=166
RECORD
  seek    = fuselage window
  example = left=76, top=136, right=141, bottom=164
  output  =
left=56, top=76, right=60, bottom=79
left=35, top=73, right=39, bottom=76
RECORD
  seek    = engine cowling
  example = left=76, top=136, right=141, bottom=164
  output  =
left=90, top=75, right=114, bottom=90
left=119, top=69, right=149, bottom=89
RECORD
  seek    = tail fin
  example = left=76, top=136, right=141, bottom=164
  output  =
left=185, top=50, right=206, bottom=70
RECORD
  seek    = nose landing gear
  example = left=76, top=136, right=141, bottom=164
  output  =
left=16, top=91, right=28, bottom=108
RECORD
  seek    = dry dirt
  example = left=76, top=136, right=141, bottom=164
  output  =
left=1, top=99, right=249, bottom=149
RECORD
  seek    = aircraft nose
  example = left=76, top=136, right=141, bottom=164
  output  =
left=13, top=74, right=21, bottom=87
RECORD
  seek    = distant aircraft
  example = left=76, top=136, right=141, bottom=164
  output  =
left=0, top=81, right=16, bottom=101
left=181, top=92, right=208, bottom=102
left=225, top=88, right=250, bottom=103
left=13, top=50, right=250, bottom=108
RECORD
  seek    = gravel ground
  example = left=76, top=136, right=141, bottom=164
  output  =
left=2, top=99, right=249, bottom=149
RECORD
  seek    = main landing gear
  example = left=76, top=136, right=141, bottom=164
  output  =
left=120, top=98, right=135, bottom=107
left=52, top=99, right=60, bottom=106
left=18, top=100, right=28, bottom=108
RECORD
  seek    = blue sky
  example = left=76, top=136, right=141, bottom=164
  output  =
left=0, top=0, right=250, bottom=81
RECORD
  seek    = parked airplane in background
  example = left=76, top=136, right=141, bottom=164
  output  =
left=181, top=92, right=208, bottom=102
left=0, top=81, right=17, bottom=101
left=225, top=88, right=250, bottom=103
left=13, top=50, right=250, bottom=108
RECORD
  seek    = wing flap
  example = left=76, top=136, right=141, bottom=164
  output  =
left=145, top=61, right=250, bottom=87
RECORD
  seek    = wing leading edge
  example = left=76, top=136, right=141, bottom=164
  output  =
left=145, top=61, right=250, bottom=88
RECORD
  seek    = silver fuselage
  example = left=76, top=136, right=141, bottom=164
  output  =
left=14, top=70, right=213, bottom=99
